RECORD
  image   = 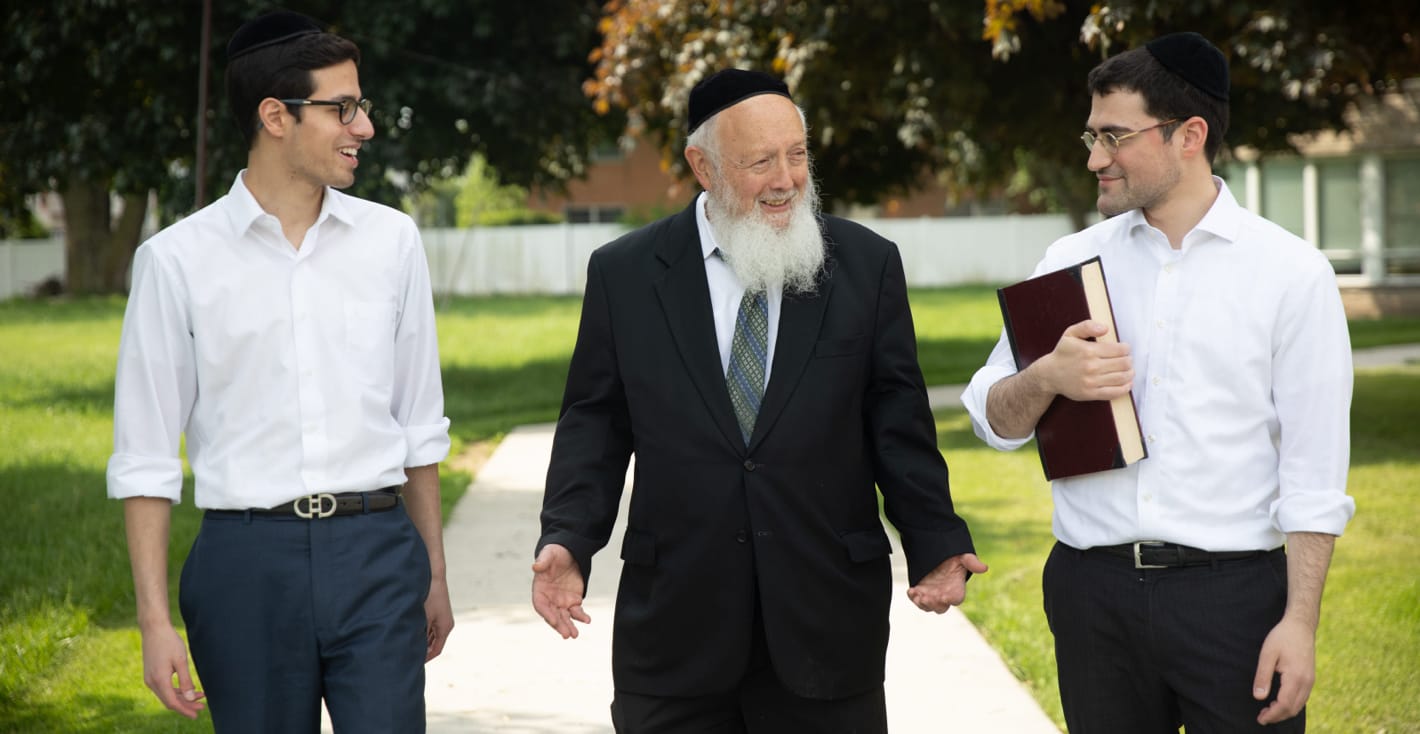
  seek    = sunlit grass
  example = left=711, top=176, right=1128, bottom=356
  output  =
left=1, top=292, right=1415, bottom=731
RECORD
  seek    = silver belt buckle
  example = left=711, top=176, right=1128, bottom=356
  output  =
left=1133, top=540, right=1167, bottom=569
left=294, top=493, right=338, bottom=519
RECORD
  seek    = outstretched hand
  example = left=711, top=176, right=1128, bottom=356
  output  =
left=906, top=553, right=989, bottom=614
left=531, top=543, right=591, bottom=639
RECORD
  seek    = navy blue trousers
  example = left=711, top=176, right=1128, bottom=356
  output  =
left=179, top=504, right=431, bottom=733
left=1043, top=542, right=1303, bottom=734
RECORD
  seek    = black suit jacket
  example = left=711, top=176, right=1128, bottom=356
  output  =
left=538, top=202, right=974, bottom=699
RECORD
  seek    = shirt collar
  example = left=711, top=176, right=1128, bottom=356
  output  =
left=223, top=170, right=266, bottom=235
left=1192, top=176, right=1243, bottom=244
left=694, top=191, right=721, bottom=261
left=222, top=170, right=355, bottom=235
left=1125, top=175, right=1243, bottom=247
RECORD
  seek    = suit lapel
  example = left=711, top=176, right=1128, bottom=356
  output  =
left=652, top=206, right=744, bottom=450
left=748, top=249, right=834, bottom=452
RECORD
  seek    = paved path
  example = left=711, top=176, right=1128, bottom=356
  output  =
left=331, top=343, right=1419, bottom=732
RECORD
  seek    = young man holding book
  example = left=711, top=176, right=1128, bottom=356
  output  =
left=961, top=32, right=1353, bottom=732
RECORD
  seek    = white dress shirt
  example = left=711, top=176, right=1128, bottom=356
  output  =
left=694, top=192, right=781, bottom=386
left=107, top=172, right=451, bottom=510
left=962, top=179, right=1355, bottom=551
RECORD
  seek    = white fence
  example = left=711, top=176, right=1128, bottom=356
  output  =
left=420, top=214, right=1070, bottom=295
left=0, top=237, right=65, bottom=300
left=3, top=214, right=1072, bottom=300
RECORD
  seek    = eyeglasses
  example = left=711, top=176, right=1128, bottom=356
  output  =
left=279, top=97, right=372, bottom=125
left=1080, top=119, right=1180, bottom=153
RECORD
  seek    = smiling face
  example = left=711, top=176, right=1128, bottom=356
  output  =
left=696, top=94, right=810, bottom=230
left=284, top=60, right=373, bottom=190
left=1085, top=90, right=1183, bottom=217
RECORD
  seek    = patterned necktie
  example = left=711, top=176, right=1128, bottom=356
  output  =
left=726, top=289, right=769, bottom=446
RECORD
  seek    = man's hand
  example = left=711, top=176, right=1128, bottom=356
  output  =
left=140, top=624, right=205, bottom=720
left=531, top=544, right=590, bottom=639
left=1253, top=615, right=1317, bottom=725
left=906, top=553, right=989, bottom=613
left=424, top=576, right=455, bottom=661
left=1036, top=319, right=1134, bottom=402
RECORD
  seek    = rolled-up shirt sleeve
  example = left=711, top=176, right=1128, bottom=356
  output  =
left=1268, top=256, right=1356, bottom=536
left=107, top=245, right=196, bottom=503
left=961, top=328, right=1034, bottom=452
left=392, top=224, right=451, bottom=468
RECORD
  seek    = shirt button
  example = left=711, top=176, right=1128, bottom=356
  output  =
left=1152, top=377, right=1161, bottom=386
left=1143, top=493, right=1154, bottom=502
left=743, top=460, right=756, bottom=472
left=1164, top=264, right=1174, bottom=274
left=735, top=530, right=748, bottom=543
left=1147, top=434, right=1157, bottom=443
left=1155, top=320, right=1165, bottom=330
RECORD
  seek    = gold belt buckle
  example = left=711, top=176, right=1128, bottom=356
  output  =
left=294, top=493, right=338, bottom=519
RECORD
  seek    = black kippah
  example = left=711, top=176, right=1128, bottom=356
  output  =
left=227, top=10, right=323, bottom=61
left=1146, top=32, right=1229, bottom=102
left=687, top=69, right=792, bottom=133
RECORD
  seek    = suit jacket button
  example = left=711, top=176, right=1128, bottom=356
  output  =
left=743, top=460, right=756, bottom=471
left=736, top=530, right=748, bottom=543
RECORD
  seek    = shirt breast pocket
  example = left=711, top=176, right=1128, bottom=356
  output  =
left=344, top=300, right=397, bottom=388
left=344, top=299, right=397, bottom=353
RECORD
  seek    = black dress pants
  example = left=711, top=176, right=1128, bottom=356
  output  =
left=1043, top=542, right=1304, bottom=733
left=611, top=596, right=888, bottom=733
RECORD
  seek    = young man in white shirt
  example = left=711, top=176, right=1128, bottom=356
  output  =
left=108, top=11, right=453, bottom=732
left=962, top=32, right=1353, bottom=732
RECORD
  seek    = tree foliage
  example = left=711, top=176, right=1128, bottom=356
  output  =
left=588, top=0, right=1420, bottom=225
left=1, top=1, right=620, bottom=293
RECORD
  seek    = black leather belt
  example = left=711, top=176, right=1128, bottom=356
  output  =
left=1088, top=541, right=1278, bottom=569
left=208, top=487, right=401, bottom=519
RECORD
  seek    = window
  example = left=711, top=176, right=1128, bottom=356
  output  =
left=1318, top=159, right=1362, bottom=274
left=565, top=205, right=625, bottom=224
left=1260, top=159, right=1305, bottom=239
left=1385, top=157, right=1420, bottom=274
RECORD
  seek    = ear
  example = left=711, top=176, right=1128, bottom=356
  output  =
left=256, top=97, right=292, bottom=140
left=1178, top=116, right=1209, bottom=160
left=684, top=146, right=715, bottom=191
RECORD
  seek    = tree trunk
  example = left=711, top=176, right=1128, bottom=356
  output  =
left=61, top=180, right=149, bottom=294
left=107, top=191, right=148, bottom=291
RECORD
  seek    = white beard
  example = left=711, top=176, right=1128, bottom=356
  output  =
left=707, top=174, right=825, bottom=295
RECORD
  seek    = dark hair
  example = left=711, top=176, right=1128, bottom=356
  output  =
left=1086, top=46, right=1229, bottom=164
left=225, top=33, right=361, bottom=148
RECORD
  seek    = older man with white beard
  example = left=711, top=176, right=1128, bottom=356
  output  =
left=533, top=69, right=985, bottom=733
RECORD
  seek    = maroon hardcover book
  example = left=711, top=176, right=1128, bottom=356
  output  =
left=997, top=256, right=1146, bottom=480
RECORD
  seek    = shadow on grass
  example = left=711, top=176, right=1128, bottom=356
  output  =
left=914, top=336, right=1000, bottom=386
left=0, top=693, right=212, bottom=733
left=5, top=379, right=114, bottom=414
left=441, top=356, right=570, bottom=443
left=1351, top=370, right=1420, bottom=466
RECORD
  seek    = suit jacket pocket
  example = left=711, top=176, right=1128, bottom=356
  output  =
left=620, top=528, right=657, bottom=567
left=840, top=528, right=892, bottom=562
left=814, top=335, right=868, bottom=358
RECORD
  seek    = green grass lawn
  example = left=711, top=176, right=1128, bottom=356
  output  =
left=1, top=291, right=1416, bottom=732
